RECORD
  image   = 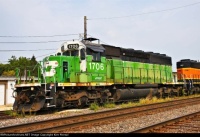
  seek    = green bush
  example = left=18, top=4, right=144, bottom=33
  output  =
left=89, top=102, right=100, bottom=112
left=103, top=102, right=116, bottom=108
left=5, top=109, right=19, bottom=117
left=120, top=102, right=134, bottom=108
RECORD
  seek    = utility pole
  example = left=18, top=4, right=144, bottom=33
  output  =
left=84, top=16, right=87, bottom=39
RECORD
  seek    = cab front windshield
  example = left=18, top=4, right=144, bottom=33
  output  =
left=63, top=50, right=79, bottom=56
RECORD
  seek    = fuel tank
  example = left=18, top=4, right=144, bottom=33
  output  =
left=113, top=88, right=158, bottom=102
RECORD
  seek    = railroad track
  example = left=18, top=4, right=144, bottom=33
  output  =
left=0, top=111, right=16, bottom=120
left=0, top=97, right=200, bottom=133
left=132, top=111, right=200, bottom=133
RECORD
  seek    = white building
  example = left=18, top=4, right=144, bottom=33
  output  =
left=0, top=77, right=16, bottom=106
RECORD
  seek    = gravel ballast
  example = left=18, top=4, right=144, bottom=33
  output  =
left=1, top=104, right=200, bottom=133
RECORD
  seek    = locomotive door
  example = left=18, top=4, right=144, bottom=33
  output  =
left=63, top=61, right=68, bottom=80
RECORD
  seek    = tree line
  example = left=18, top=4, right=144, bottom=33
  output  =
left=0, top=55, right=38, bottom=77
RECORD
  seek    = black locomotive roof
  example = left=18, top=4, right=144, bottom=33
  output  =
left=81, top=37, right=105, bottom=52
left=179, top=59, right=197, bottom=62
left=86, top=44, right=105, bottom=52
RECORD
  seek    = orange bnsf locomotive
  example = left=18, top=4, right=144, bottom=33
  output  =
left=176, top=59, right=200, bottom=92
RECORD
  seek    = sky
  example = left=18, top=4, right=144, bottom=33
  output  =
left=0, top=0, right=200, bottom=71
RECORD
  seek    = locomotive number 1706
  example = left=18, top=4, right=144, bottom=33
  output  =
left=89, top=62, right=104, bottom=71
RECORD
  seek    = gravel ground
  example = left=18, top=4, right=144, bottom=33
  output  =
left=74, top=104, right=200, bottom=133
left=0, top=107, right=118, bottom=128
left=1, top=104, right=200, bottom=133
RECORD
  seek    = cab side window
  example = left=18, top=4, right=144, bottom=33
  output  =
left=86, top=48, right=101, bottom=62
left=92, top=52, right=101, bottom=62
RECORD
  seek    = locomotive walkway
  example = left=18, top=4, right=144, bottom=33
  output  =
left=0, top=97, right=200, bottom=133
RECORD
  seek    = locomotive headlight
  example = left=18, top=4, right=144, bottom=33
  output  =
left=31, top=87, right=34, bottom=91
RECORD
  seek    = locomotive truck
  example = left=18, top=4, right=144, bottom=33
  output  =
left=12, top=37, right=200, bottom=112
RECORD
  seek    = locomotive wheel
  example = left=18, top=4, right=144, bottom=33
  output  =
left=156, top=91, right=162, bottom=99
left=77, top=96, right=88, bottom=108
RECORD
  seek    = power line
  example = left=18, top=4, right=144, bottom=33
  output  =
left=0, top=34, right=78, bottom=38
left=0, top=39, right=69, bottom=44
left=36, top=52, right=56, bottom=58
left=0, top=51, right=56, bottom=63
left=0, top=49, right=56, bottom=52
left=88, top=1, right=200, bottom=20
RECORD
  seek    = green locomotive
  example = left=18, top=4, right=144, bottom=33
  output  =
left=13, top=37, right=189, bottom=112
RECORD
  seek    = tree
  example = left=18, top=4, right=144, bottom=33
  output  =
left=0, top=64, right=5, bottom=76
left=30, top=55, right=39, bottom=76
left=0, top=55, right=39, bottom=77
left=2, top=70, right=15, bottom=76
left=0, top=64, right=11, bottom=76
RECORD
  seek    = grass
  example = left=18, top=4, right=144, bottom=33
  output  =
left=4, top=107, right=39, bottom=118
left=103, top=102, right=116, bottom=108
left=120, top=102, right=135, bottom=108
left=89, top=93, right=200, bottom=111
left=139, top=96, right=173, bottom=105
left=89, top=101, right=116, bottom=111
left=88, top=96, right=175, bottom=111
left=89, top=102, right=100, bottom=112
left=4, top=109, right=20, bottom=117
